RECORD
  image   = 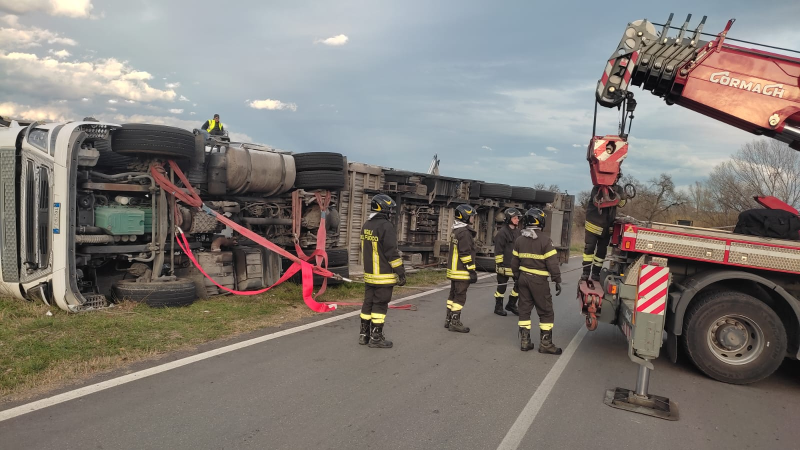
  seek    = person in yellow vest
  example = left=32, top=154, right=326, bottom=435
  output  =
left=201, top=114, right=225, bottom=136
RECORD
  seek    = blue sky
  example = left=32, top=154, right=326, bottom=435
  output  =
left=1, top=0, right=798, bottom=194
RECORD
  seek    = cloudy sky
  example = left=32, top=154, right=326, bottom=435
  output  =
left=1, top=0, right=798, bottom=194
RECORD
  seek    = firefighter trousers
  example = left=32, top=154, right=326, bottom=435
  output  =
left=583, top=228, right=611, bottom=276
left=495, top=271, right=518, bottom=299
left=517, top=273, right=554, bottom=330
left=446, top=280, right=470, bottom=312
left=361, top=285, right=394, bottom=324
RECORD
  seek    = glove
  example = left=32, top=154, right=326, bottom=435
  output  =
left=555, top=283, right=562, bottom=296
left=469, top=271, right=478, bottom=284
left=513, top=272, right=520, bottom=282
left=397, top=273, right=407, bottom=287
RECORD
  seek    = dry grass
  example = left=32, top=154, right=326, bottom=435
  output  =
left=0, top=270, right=446, bottom=403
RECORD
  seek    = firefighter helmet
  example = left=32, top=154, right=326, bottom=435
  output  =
left=504, top=207, right=522, bottom=224
left=454, top=204, right=477, bottom=223
left=524, top=208, right=546, bottom=229
left=371, top=194, right=396, bottom=213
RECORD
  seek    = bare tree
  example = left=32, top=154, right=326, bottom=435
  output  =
left=533, top=182, right=561, bottom=192
left=707, top=139, right=800, bottom=212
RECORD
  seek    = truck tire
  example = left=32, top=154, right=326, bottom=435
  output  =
left=293, top=152, right=345, bottom=172
left=475, top=256, right=496, bottom=272
left=94, top=139, right=137, bottom=167
left=511, top=186, right=537, bottom=202
left=112, top=278, right=197, bottom=307
left=469, top=181, right=481, bottom=199
left=479, top=183, right=512, bottom=199
left=326, top=248, right=349, bottom=267
left=295, top=170, right=346, bottom=190
left=682, top=290, right=787, bottom=384
left=112, top=124, right=195, bottom=159
left=535, top=190, right=557, bottom=204
left=290, top=265, right=349, bottom=287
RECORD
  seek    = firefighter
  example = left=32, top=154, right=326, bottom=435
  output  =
left=511, top=208, right=562, bottom=354
left=359, top=194, right=406, bottom=349
left=200, top=114, right=225, bottom=136
left=582, top=182, right=626, bottom=281
left=444, top=203, right=478, bottom=333
left=493, top=207, right=522, bottom=316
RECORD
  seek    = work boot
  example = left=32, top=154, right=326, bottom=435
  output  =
left=368, top=323, right=393, bottom=349
left=444, top=308, right=453, bottom=329
left=590, top=264, right=602, bottom=282
left=505, top=295, right=519, bottom=316
left=580, top=267, right=590, bottom=281
left=449, top=311, right=470, bottom=333
left=520, top=328, right=535, bottom=352
left=538, top=329, right=562, bottom=355
left=494, top=298, right=507, bottom=316
left=358, top=318, right=370, bottom=345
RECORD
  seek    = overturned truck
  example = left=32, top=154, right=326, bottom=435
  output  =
left=0, top=118, right=572, bottom=311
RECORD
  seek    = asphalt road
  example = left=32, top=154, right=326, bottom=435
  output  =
left=1, top=258, right=798, bottom=449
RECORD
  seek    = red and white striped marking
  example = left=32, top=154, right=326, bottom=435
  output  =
left=636, top=264, right=669, bottom=315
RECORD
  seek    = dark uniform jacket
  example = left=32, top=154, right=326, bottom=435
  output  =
left=585, top=185, right=625, bottom=236
left=511, top=228, right=561, bottom=283
left=494, top=224, right=520, bottom=276
left=447, top=224, right=477, bottom=281
left=361, top=213, right=405, bottom=285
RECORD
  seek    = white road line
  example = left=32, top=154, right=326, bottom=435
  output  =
left=496, top=327, right=589, bottom=450
left=0, top=282, right=460, bottom=423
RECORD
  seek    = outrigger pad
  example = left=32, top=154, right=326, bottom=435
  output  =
left=604, top=388, right=679, bottom=421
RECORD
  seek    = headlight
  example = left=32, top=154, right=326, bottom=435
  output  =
left=27, top=128, right=49, bottom=151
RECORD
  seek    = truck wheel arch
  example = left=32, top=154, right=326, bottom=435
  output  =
left=669, top=270, right=800, bottom=359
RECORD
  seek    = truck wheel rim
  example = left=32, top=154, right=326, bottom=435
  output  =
left=706, top=314, right=765, bottom=366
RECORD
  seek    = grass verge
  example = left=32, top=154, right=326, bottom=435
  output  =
left=0, top=270, right=446, bottom=403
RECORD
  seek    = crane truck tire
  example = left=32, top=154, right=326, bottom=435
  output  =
left=682, top=290, right=787, bottom=385
left=479, top=183, right=512, bottom=199
left=294, top=170, right=347, bottom=190
left=112, top=278, right=197, bottom=307
left=112, top=124, right=196, bottom=159
left=293, top=152, right=345, bottom=172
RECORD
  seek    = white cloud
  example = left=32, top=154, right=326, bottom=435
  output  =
left=107, top=99, right=117, bottom=104
left=229, top=132, right=254, bottom=142
left=0, top=52, right=176, bottom=102
left=81, top=97, right=89, bottom=102
left=0, top=15, right=78, bottom=49
left=481, top=145, right=493, bottom=152
left=0, top=0, right=95, bottom=19
left=314, top=34, right=349, bottom=46
left=189, top=112, right=196, bottom=115
left=99, top=112, right=257, bottom=146
left=0, top=101, right=72, bottom=121
left=248, top=98, right=297, bottom=112
left=545, top=146, right=559, bottom=152
left=165, top=81, right=180, bottom=89
left=168, top=108, right=183, bottom=114
left=48, top=48, right=70, bottom=58
left=124, top=99, right=135, bottom=104
left=529, top=152, right=537, bottom=157
left=178, top=95, right=189, bottom=102
left=106, top=107, right=116, bottom=111
left=572, top=144, right=583, bottom=148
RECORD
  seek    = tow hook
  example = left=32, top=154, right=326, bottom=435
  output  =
left=578, top=280, right=604, bottom=331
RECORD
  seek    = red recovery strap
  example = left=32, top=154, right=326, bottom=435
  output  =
left=151, top=161, right=413, bottom=312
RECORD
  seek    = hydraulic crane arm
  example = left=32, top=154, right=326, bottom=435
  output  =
left=596, top=14, right=800, bottom=150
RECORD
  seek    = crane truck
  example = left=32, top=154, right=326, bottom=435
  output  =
left=580, top=14, right=800, bottom=420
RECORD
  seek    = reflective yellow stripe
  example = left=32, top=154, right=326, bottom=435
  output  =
left=447, top=300, right=453, bottom=307
left=495, top=255, right=504, bottom=263
left=520, top=267, right=549, bottom=276
left=460, top=255, right=473, bottom=263
left=593, top=256, right=604, bottom=262
left=512, top=250, right=519, bottom=256
left=360, top=313, right=372, bottom=320
left=494, top=291, right=504, bottom=298
left=510, top=289, right=518, bottom=296
left=452, top=246, right=459, bottom=271
left=465, top=264, right=476, bottom=270
left=372, top=241, right=379, bottom=276
left=497, top=267, right=513, bottom=276
left=447, top=269, right=471, bottom=280
left=585, top=221, right=603, bottom=235
left=582, top=253, right=593, bottom=262
left=390, top=258, right=403, bottom=268
left=515, top=250, right=557, bottom=259
left=519, top=320, right=532, bottom=329
left=451, top=303, right=463, bottom=311
left=364, top=273, right=398, bottom=284
left=371, top=313, right=386, bottom=324
left=206, top=119, right=221, bottom=132
left=539, top=323, right=554, bottom=331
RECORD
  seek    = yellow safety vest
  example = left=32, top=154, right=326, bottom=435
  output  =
left=206, top=119, right=223, bottom=133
